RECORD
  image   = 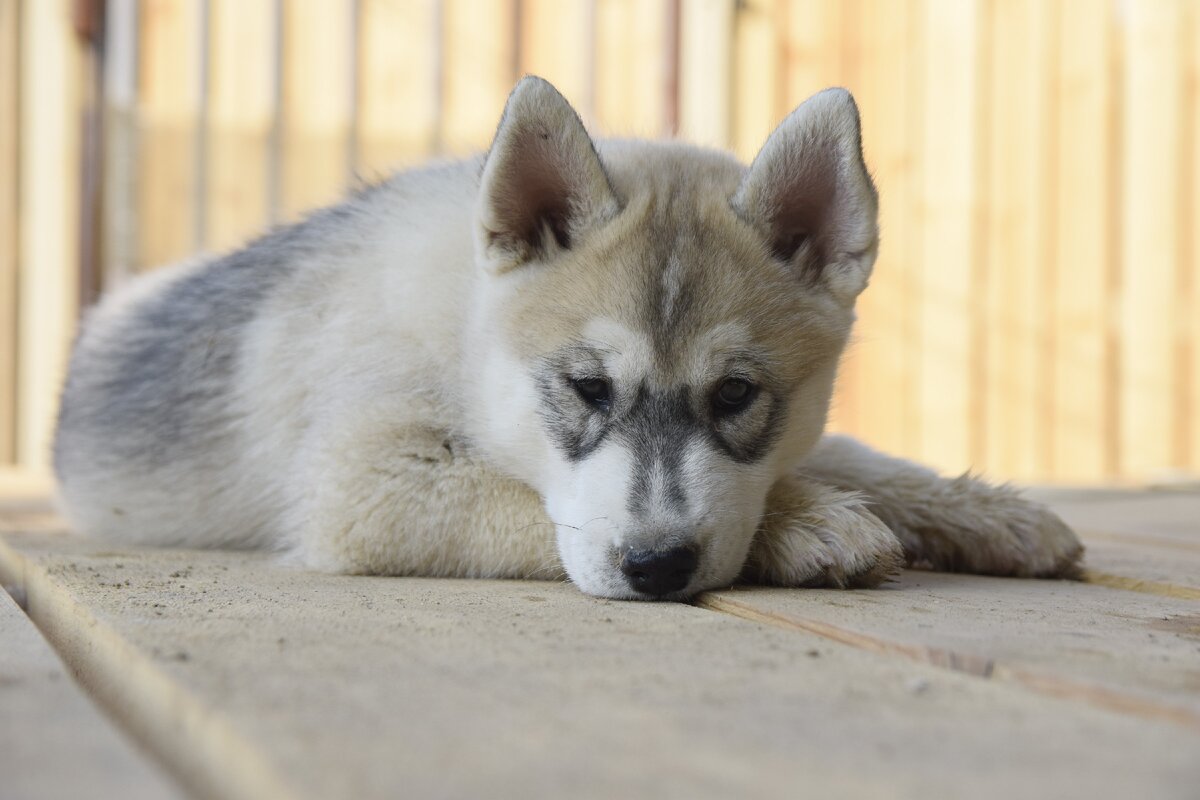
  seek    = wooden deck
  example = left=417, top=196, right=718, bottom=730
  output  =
left=2, top=487, right=1198, bottom=799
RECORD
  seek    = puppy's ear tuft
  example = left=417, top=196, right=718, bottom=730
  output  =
left=476, top=76, right=619, bottom=272
left=733, top=88, right=879, bottom=305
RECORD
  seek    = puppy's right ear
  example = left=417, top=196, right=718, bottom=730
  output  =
left=476, top=76, right=619, bottom=272
left=734, top=88, right=878, bottom=306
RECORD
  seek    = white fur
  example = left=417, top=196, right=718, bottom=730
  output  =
left=54, top=77, right=1082, bottom=599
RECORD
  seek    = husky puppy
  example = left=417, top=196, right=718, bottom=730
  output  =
left=53, top=77, right=1082, bottom=599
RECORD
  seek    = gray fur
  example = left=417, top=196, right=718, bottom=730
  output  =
left=50, top=76, right=1083, bottom=598
left=55, top=201, right=368, bottom=474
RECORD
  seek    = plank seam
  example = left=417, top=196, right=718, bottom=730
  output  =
left=0, top=536, right=302, bottom=800
left=693, top=591, right=1200, bottom=732
left=1080, top=527, right=1200, bottom=554
left=1081, top=569, right=1200, bottom=601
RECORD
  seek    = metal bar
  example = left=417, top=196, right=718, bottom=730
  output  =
left=346, top=0, right=361, bottom=184
left=584, top=0, right=597, bottom=126
left=101, top=0, right=138, bottom=287
left=664, top=0, right=682, bottom=137
left=76, top=0, right=105, bottom=308
left=268, top=0, right=284, bottom=224
left=431, top=0, right=445, bottom=155
left=511, top=0, right=523, bottom=82
left=193, top=0, right=211, bottom=252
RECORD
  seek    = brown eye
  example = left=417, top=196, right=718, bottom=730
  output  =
left=571, top=377, right=612, bottom=411
left=713, top=378, right=755, bottom=415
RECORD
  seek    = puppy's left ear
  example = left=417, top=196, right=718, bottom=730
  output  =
left=734, top=88, right=878, bottom=305
left=477, top=76, right=620, bottom=272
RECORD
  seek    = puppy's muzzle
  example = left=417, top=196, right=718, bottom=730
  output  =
left=619, top=545, right=698, bottom=597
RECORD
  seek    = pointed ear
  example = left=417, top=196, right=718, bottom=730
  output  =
left=476, top=76, right=619, bottom=272
left=733, top=88, right=879, bottom=304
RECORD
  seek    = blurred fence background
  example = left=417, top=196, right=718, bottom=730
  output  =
left=1, top=0, right=1198, bottom=487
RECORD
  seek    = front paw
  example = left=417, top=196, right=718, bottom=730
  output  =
left=912, top=478, right=1084, bottom=579
left=743, top=478, right=905, bottom=589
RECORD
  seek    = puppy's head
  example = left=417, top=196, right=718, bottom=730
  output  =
left=468, top=77, right=878, bottom=599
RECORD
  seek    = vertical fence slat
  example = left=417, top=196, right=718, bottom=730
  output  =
left=981, top=0, right=1052, bottom=480
left=776, top=0, right=851, bottom=429
left=18, top=0, right=80, bottom=470
left=1120, top=0, right=1185, bottom=479
left=280, top=0, right=353, bottom=219
left=357, top=0, right=439, bottom=177
left=730, top=0, right=779, bottom=162
left=441, top=0, right=517, bottom=154
left=206, top=0, right=273, bottom=253
left=836, top=0, right=920, bottom=459
left=101, top=0, right=139, bottom=289
left=519, top=0, right=591, bottom=118
left=593, top=0, right=669, bottom=138
left=1188, top=0, right=1200, bottom=475
left=777, top=0, right=844, bottom=104
left=678, top=0, right=734, bottom=149
left=1050, top=0, right=1117, bottom=481
left=914, top=0, right=983, bottom=475
left=0, top=0, right=18, bottom=465
left=14, top=0, right=1197, bottom=486
left=193, top=0, right=210, bottom=251
left=138, top=0, right=201, bottom=270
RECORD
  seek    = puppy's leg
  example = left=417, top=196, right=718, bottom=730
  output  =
left=800, top=435, right=1083, bottom=578
left=743, top=474, right=905, bottom=588
left=291, top=415, right=561, bottom=580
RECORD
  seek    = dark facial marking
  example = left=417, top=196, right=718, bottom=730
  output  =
left=707, top=391, right=786, bottom=463
left=536, top=346, right=790, bottom=515
left=623, top=385, right=694, bottom=518
left=536, top=347, right=614, bottom=461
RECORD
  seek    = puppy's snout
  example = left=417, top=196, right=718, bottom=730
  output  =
left=620, top=545, right=698, bottom=597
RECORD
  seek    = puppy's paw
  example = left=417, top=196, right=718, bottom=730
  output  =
left=907, top=477, right=1084, bottom=579
left=743, top=478, right=905, bottom=589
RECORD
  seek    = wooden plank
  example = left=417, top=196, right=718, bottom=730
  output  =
left=678, top=0, right=734, bottom=148
left=280, top=0, right=354, bottom=219
left=1034, top=489, right=1200, bottom=546
left=5, top=533, right=1199, bottom=798
left=138, top=0, right=202, bottom=269
left=0, top=587, right=183, bottom=799
left=0, top=467, right=55, bottom=506
left=1050, top=0, right=1117, bottom=481
left=440, top=0, right=517, bottom=155
left=777, top=0, right=845, bottom=102
left=1120, top=0, right=1185, bottom=479
left=1187, top=0, right=1200, bottom=475
left=518, top=0, right=591, bottom=118
left=1080, top=538, right=1200, bottom=593
left=834, top=0, right=919, bottom=458
left=730, top=0, right=779, bottom=162
left=356, top=0, right=439, bottom=179
left=980, top=0, right=1051, bottom=481
left=206, top=0, right=274, bottom=253
left=0, top=488, right=61, bottom=533
left=914, top=0, right=982, bottom=475
left=593, top=0, right=669, bottom=138
left=18, top=0, right=80, bottom=472
left=0, top=0, right=18, bottom=465
left=704, top=571, right=1200, bottom=728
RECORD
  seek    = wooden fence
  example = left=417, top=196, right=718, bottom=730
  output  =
left=2, top=0, right=1198, bottom=486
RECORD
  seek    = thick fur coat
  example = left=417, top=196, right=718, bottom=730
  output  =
left=53, top=78, right=1082, bottom=599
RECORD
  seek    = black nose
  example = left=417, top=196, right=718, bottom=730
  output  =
left=620, top=546, right=698, bottom=597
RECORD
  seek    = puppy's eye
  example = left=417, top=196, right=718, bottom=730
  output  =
left=571, top=377, right=612, bottom=411
left=713, top=378, right=755, bottom=415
